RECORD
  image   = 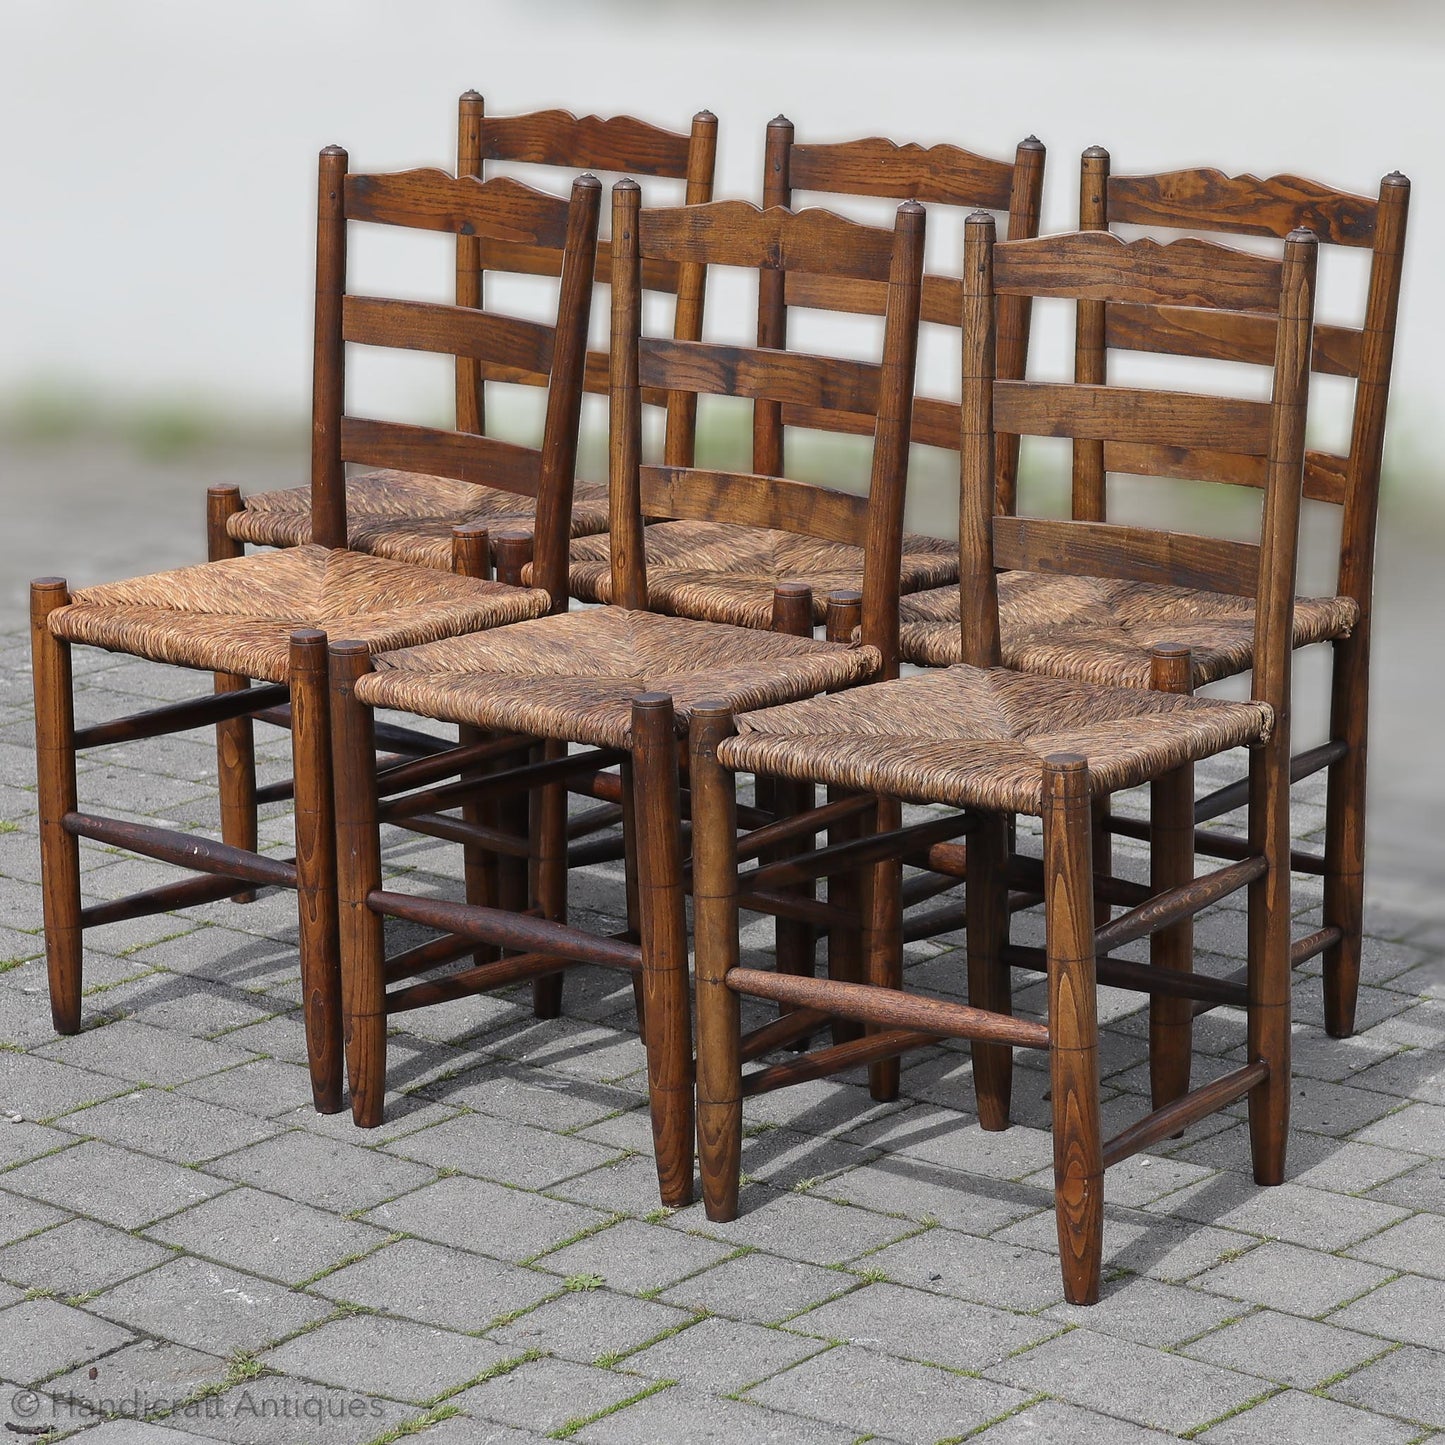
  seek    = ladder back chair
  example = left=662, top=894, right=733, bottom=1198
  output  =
left=899, top=153, right=1409, bottom=1042
left=30, top=152, right=601, bottom=1114
left=217, top=96, right=718, bottom=571
left=685, top=213, right=1318, bottom=1304
left=324, top=183, right=927, bottom=1207
left=561, top=121, right=1045, bottom=631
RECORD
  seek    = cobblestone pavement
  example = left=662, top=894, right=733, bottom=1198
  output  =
left=0, top=627, right=1441, bottom=1445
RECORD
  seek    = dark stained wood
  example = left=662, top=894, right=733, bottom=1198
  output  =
left=476, top=107, right=698, bottom=175
left=1107, top=167, right=1378, bottom=246
left=728, top=968, right=1051, bottom=1049
left=311, top=147, right=349, bottom=550
left=1041, top=755, right=1103, bottom=1306
left=1094, top=852, right=1265, bottom=957
left=992, top=516, right=1260, bottom=597
left=340, top=418, right=542, bottom=496
left=63, top=813, right=299, bottom=889
left=609, top=180, right=648, bottom=610
left=691, top=704, right=744, bottom=1222
left=967, top=812, right=1013, bottom=1129
left=740, top=1007, right=830, bottom=1062
left=788, top=135, right=1015, bottom=208
left=288, top=630, right=342, bottom=1114
left=993, top=380, right=1272, bottom=453
left=630, top=695, right=695, bottom=1208
left=640, top=199, right=898, bottom=280
left=1102, top=1062, right=1269, bottom=1167
left=344, top=169, right=573, bottom=246
left=455, top=90, right=486, bottom=434
left=1002, top=943, right=1250, bottom=1007
left=344, top=296, right=555, bottom=374
left=994, top=229, right=1285, bottom=309
left=80, top=868, right=281, bottom=929
left=73, top=682, right=289, bottom=751
left=742, top=1029, right=941, bottom=1096
left=31, top=580, right=82, bottom=1034
left=639, top=337, right=880, bottom=413
left=639, top=465, right=868, bottom=547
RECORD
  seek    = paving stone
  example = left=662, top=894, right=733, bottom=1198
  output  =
left=36, top=1019, right=257, bottom=1086
left=656, top=1250, right=853, bottom=1324
left=1351, top=1048, right=1445, bottom=1106
left=0, top=1188, right=69, bottom=1246
left=43, top=1337, right=229, bottom=1419
left=4, top=1140, right=228, bottom=1228
left=179, top=1058, right=324, bottom=1119
left=1346, top=1212, right=1445, bottom=1279
left=1354, top=1102, right=1445, bottom=1155
left=483, top=1017, right=649, bottom=1086
left=0, top=1117, right=72, bottom=1169
left=536, top=1219, right=732, bottom=1294
left=488, top=1289, right=692, bottom=1364
left=1367, top=1157, right=1445, bottom=1212
left=404, top=1419, right=545, bottom=1445
left=145, top=1185, right=390, bottom=1287
left=207, top=1129, right=435, bottom=1212
left=1328, top=1345, right=1445, bottom=1429
left=0, top=1296, right=134, bottom=1383
left=169, top=1374, right=413, bottom=1444
left=87, top=1256, right=329, bottom=1354
left=573, top=1387, right=858, bottom=1445
left=40, top=1423, right=221, bottom=1444
left=386, top=1111, right=620, bottom=1190
left=417, top=1062, right=636, bottom=1133
left=0, top=1216, right=175, bottom=1295
left=622, top=1314, right=827, bottom=1392
left=454, top=1355, right=658, bottom=1434
left=1042, top=1272, right=1243, bottom=1346
left=1284, top=1137, right=1424, bottom=1196
left=1200, top=1387, right=1418, bottom=1445
left=673, top=1191, right=916, bottom=1267
left=785, top=1280, right=1059, bottom=1372
left=814, top=1154, right=1043, bottom=1233
left=992, top=1327, right=1266, bottom=1434
left=56, top=1086, right=282, bottom=1164
left=0, top=1052, right=132, bottom=1120
left=749, top=1342, right=1029, bottom=1444
left=1183, top=1307, right=1389, bottom=1388
left=1191, top=1239, right=1395, bottom=1316
left=263, top=1314, right=511, bottom=1405
left=968, top=1399, right=1176, bottom=1444
left=1329, top=1273, right=1445, bottom=1348
left=861, top=1227, right=1066, bottom=1310
left=1163, top=1174, right=1410, bottom=1250
left=844, top=1107, right=1055, bottom=1181
left=364, top=1175, right=611, bottom=1264
left=549, top=1154, right=682, bottom=1215
left=313, top=1237, right=556, bottom=1331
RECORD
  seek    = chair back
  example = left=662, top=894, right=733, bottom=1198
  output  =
left=456, top=95, right=718, bottom=439
left=960, top=213, right=1318, bottom=719
left=611, top=184, right=927, bottom=674
left=757, top=120, right=1045, bottom=508
left=1073, top=151, right=1408, bottom=626
left=310, top=148, right=601, bottom=607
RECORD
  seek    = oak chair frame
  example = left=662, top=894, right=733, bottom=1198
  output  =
left=324, top=183, right=927, bottom=1205
left=1071, top=153, right=1410, bottom=1042
left=30, top=153, right=600, bottom=1115
left=685, top=213, right=1318, bottom=1304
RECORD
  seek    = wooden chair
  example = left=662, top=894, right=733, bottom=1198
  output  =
left=559, top=120, right=1046, bottom=630
left=685, top=213, right=1318, bottom=1304
left=324, top=182, right=928, bottom=1206
left=216, top=96, right=718, bottom=571
left=30, top=153, right=602, bottom=1114
left=899, top=153, right=1410, bottom=1041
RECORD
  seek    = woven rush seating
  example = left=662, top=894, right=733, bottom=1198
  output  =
left=48, top=545, right=547, bottom=683
left=717, top=664, right=1273, bottom=814
left=562, top=524, right=958, bottom=628
left=227, top=471, right=610, bottom=571
left=355, top=607, right=877, bottom=749
left=900, top=573, right=1360, bottom=687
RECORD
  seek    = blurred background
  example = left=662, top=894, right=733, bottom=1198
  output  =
left=3, top=0, right=1440, bottom=902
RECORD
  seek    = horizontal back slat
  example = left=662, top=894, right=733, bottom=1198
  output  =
left=478, top=110, right=694, bottom=177
left=640, top=200, right=896, bottom=280
left=788, top=137, right=1016, bottom=210
left=638, top=338, right=880, bottom=413
left=1102, top=441, right=1267, bottom=490
left=1108, top=168, right=1377, bottom=248
left=779, top=394, right=960, bottom=451
left=993, top=516, right=1260, bottom=596
left=476, top=237, right=683, bottom=294
left=783, top=271, right=962, bottom=326
left=344, top=170, right=572, bottom=248
left=993, top=380, right=1272, bottom=453
left=340, top=417, right=542, bottom=496
left=343, top=297, right=555, bottom=377
left=1303, top=450, right=1349, bottom=506
left=1105, top=301, right=1362, bottom=378
left=640, top=465, right=869, bottom=547
left=995, top=231, right=1284, bottom=310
